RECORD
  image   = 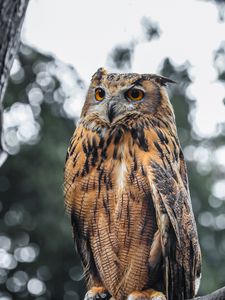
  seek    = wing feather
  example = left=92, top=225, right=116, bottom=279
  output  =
left=142, top=125, right=201, bottom=300
left=64, top=123, right=123, bottom=293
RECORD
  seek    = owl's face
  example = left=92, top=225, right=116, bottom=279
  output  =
left=81, top=68, right=175, bottom=124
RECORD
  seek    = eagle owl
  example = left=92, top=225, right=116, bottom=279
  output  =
left=64, top=68, right=201, bottom=300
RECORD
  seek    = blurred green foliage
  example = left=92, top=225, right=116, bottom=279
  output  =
left=0, top=45, right=85, bottom=300
left=0, top=17, right=225, bottom=300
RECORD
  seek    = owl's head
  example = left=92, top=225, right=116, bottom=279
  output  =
left=81, top=68, right=175, bottom=124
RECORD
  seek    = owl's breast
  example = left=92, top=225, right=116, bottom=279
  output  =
left=111, top=140, right=157, bottom=244
left=113, top=142, right=129, bottom=192
left=65, top=123, right=159, bottom=297
left=104, top=135, right=158, bottom=296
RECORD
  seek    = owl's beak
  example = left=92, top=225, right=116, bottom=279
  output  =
left=107, top=101, right=118, bottom=123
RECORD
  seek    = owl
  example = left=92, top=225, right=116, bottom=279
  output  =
left=64, top=68, right=201, bottom=300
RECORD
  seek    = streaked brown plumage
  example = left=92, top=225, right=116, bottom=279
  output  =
left=64, top=68, right=201, bottom=300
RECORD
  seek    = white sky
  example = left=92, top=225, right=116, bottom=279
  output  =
left=22, top=0, right=225, bottom=137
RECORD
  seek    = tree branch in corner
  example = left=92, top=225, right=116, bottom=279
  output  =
left=0, top=0, right=29, bottom=165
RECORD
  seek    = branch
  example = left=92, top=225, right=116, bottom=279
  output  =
left=0, top=0, right=29, bottom=166
left=108, top=287, right=225, bottom=300
left=188, top=286, right=225, bottom=300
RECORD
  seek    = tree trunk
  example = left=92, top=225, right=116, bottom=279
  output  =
left=0, top=0, right=29, bottom=166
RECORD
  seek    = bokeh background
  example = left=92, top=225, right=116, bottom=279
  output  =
left=0, top=0, right=225, bottom=299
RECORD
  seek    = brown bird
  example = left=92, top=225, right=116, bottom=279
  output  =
left=64, top=68, right=201, bottom=300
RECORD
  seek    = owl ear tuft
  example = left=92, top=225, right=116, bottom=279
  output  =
left=92, top=67, right=108, bottom=85
left=150, top=74, right=176, bottom=86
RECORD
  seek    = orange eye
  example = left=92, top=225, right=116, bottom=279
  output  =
left=126, top=88, right=144, bottom=101
left=95, top=88, right=105, bottom=101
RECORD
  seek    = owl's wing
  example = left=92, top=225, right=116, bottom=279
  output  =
left=142, top=125, right=201, bottom=300
left=64, top=125, right=99, bottom=282
left=64, top=123, right=121, bottom=292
